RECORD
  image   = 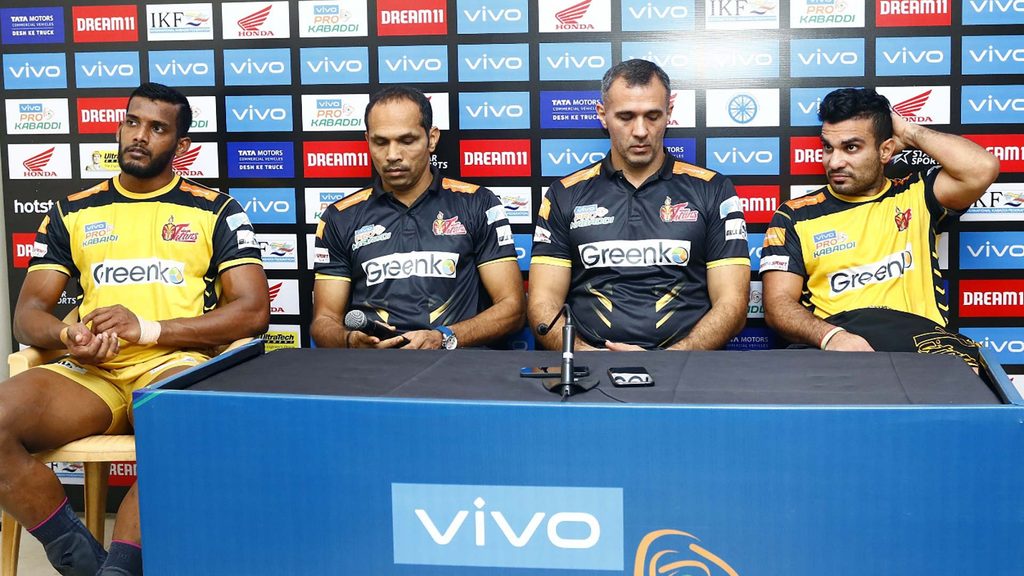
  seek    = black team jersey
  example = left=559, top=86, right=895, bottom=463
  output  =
left=532, top=153, right=750, bottom=349
left=315, top=168, right=517, bottom=331
left=29, top=174, right=263, bottom=369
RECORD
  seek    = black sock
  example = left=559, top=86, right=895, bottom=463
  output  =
left=97, top=540, right=143, bottom=575
left=27, top=497, right=107, bottom=576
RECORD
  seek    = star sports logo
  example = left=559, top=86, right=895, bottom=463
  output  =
left=892, top=90, right=932, bottom=123
left=556, top=0, right=594, bottom=29
left=23, top=147, right=54, bottom=173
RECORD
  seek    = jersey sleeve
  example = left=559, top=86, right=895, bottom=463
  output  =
left=920, top=166, right=962, bottom=232
left=759, top=204, right=805, bottom=277
left=530, top=182, right=573, bottom=267
left=314, top=203, right=352, bottom=281
left=27, top=202, right=76, bottom=277
left=704, top=176, right=751, bottom=268
left=213, top=198, right=263, bottom=273
left=473, top=187, right=518, bottom=266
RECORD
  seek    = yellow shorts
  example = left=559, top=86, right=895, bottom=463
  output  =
left=37, top=350, right=210, bottom=434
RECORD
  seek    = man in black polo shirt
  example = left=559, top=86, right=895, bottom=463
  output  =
left=312, top=87, right=525, bottom=349
left=529, top=60, right=750, bottom=350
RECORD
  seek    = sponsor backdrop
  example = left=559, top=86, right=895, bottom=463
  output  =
left=2, top=0, right=1024, bottom=371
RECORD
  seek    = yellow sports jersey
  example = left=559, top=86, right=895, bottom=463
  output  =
left=759, top=168, right=956, bottom=325
left=29, top=174, right=262, bottom=369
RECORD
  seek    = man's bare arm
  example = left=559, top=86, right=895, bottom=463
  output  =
left=666, top=264, right=749, bottom=350
left=762, top=270, right=872, bottom=351
left=526, top=263, right=598, bottom=351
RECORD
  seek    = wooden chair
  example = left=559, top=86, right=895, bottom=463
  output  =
left=0, top=316, right=251, bottom=576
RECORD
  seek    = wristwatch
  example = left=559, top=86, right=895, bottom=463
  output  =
left=435, top=326, right=458, bottom=350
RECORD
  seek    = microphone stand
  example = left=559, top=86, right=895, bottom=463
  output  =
left=536, top=304, right=599, bottom=398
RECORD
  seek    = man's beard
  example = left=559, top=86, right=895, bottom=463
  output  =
left=118, top=146, right=176, bottom=179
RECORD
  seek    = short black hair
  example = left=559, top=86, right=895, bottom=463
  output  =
left=128, top=82, right=192, bottom=137
left=818, top=88, right=893, bottom=145
left=364, top=86, right=433, bottom=135
left=601, top=59, right=671, bottom=103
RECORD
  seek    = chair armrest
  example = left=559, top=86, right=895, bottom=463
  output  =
left=9, top=347, right=68, bottom=377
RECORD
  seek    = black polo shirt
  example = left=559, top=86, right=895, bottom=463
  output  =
left=532, top=152, right=750, bottom=349
left=315, top=168, right=516, bottom=330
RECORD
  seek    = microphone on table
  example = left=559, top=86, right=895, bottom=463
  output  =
left=535, top=304, right=599, bottom=398
left=344, top=310, right=403, bottom=341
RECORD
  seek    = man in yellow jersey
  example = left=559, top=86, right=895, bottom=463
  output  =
left=0, top=83, right=270, bottom=576
left=761, top=88, right=999, bottom=364
left=529, top=60, right=750, bottom=350
left=312, top=86, right=524, bottom=349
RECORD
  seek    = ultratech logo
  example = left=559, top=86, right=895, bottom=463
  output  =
left=362, top=251, right=459, bottom=286
left=579, top=239, right=690, bottom=268
left=146, top=4, right=213, bottom=41
left=828, top=245, right=913, bottom=296
left=77, top=97, right=128, bottom=134
left=736, top=185, right=779, bottom=223
left=303, top=141, right=371, bottom=178
left=877, top=0, right=951, bottom=26
left=72, top=5, right=138, bottom=42
left=91, top=258, right=186, bottom=286
left=378, top=0, right=447, bottom=36
left=961, top=279, right=1024, bottom=317
left=6, top=99, right=69, bottom=134
left=790, top=136, right=824, bottom=175
left=461, top=139, right=531, bottom=177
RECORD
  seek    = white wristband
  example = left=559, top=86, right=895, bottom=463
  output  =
left=820, top=326, right=846, bottom=350
left=134, top=312, right=162, bottom=346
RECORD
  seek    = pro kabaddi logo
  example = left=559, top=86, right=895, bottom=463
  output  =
left=634, top=529, right=740, bottom=576
left=237, top=4, right=273, bottom=36
left=23, top=147, right=56, bottom=176
left=161, top=216, right=198, bottom=243
left=892, top=90, right=932, bottom=123
left=660, top=197, right=699, bottom=222
left=555, top=0, right=595, bottom=30
left=433, top=211, right=467, bottom=236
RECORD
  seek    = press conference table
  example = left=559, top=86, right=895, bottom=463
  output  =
left=133, top=347, right=1023, bottom=575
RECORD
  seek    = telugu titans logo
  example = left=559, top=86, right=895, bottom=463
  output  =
left=894, top=206, right=912, bottom=232
left=634, top=529, right=740, bottom=576
left=660, top=197, right=699, bottom=222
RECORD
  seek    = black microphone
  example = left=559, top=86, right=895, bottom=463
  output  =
left=344, top=310, right=402, bottom=341
left=533, top=304, right=598, bottom=397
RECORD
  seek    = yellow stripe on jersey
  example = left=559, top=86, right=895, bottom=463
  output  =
left=430, top=296, right=455, bottom=323
left=314, top=273, right=351, bottom=281
left=442, top=178, right=480, bottom=194
left=707, top=257, right=751, bottom=269
left=112, top=173, right=180, bottom=199
left=27, top=263, right=70, bottom=275
left=587, top=285, right=613, bottom=312
left=530, top=256, right=572, bottom=268
left=672, top=161, right=716, bottom=182
left=655, top=283, right=684, bottom=313
left=217, top=258, right=263, bottom=273
left=477, top=256, right=517, bottom=267
left=559, top=163, right=602, bottom=188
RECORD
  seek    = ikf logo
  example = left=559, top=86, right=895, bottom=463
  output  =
left=790, top=87, right=843, bottom=126
left=877, top=0, right=951, bottom=26
left=226, top=95, right=293, bottom=132
left=172, top=142, right=220, bottom=178
left=391, top=483, right=623, bottom=570
left=460, top=92, right=530, bottom=130
left=791, top=38, right=864, bottom=77
left=491, top=187, right=533, bottom=224
left=1, top=7, right=64, bottom=44
left=5, top=99, right=69, bottom=134
left=539, top=0, right=612, bottom=32
left=72, top=5, right=138, bottom=43
left=378, top=0, right=447, bottom=36
left=145, top=3, right=214, bottom=41
left=8, top=144, right=72, bottom=179
left=75, top=51, right=139, bottom=89
left=539, top=43, right=611, bottom=81
left=461, top=140, right=531, bottom=177
left=298, top=0, right=368, bottom=37
left=149, top=50, right=215, bottom=86
left=457, top=0, right=528, bottom=34
left=303, top=141, right=371, bottom=178
left=876, top=36, right=950, bottom=76
left=300, top=47, right=369, bottom=85
left=222, top=1, right=290, bottom=40
left=224, top=48, right=291, bottom=86
left=880, top=86, right=951, bottom=124
left=964, top=134, right=1024, bottom=172
left=3, top=52, right=66, bottom=90
left=458, top=44, right=529, bottom=82
left=304, top=188, right=360, bottom=223
left=706, top=89, right=780, bottom=127
left=227, top=142, right=294, bottom=179
left=964, top=0, right=1024, bottom=25
left=12, top=233, right=37, bottom=269
left=622, top=41, right=695, bottom=78
left=540, top=91, right=602, bottom=129
left=960, top=328, right=1024, bottom=363
left=665, top=138, right=698, bottom=164
left=706, top=138, right=779, bottom=176
left=621, top=0, right=694, bottom=31
left=736, top=186, right=779, bottom=224
left=541, top=139, right=606, bottom=177
left=960, top=232, right=1024, bottom=269
left=747, top=233, right=765, bottom=270
left=963, top=35, right=1024, bottom=75
left=301, top=94, right=368, bottom=131
left=513, top=234, right=532, bottom=270
left=965, top=182, right=1024, bottom=221
left=378, top=45, right=448, bottom=83
left=231, top=188, right=296, bottom=224
left=707, top=0, right=779, bottom=30
left=962, top=85, right=1024, bottom=124
left=960, top=279, right=1024, bottom=317
left=77, top=97, right=128, bottom=134
left=791, top=136, right=825, bottom=175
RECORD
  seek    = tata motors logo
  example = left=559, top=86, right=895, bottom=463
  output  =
left=227, top=142, right=293, bottom=179
left=540, top=0, right=611, bottom=32
left=75, top=51, right=139, bottom=89
left=8, top=144, right=71, bottom=179
left=876, top=36, right=950, bottom=76
left=460, top=92, right=530, bottom=130
left=226, top=95, right=293, bottom=132
left=965, top=183, right=1024, bottom=221
left=378, top=0, right=447, bottom=36
left=962, top=85, right=1024, bottom=124
left=881, top=86, right=950, bottom=124
left=665, top=138, right=698, bottom=164
left=458, top=43, right=529, bottom=82
left=960, top=231, right=1024, bottom=269
left=791, top=0, right=865, bottom=27
left=707, top=0, right=780, bottom=30
left=828, top=245, right=914, bottom=296
left=5, top=99, right=69, bottom=134
left=3, top=52, right=67, bottom=90
left=146, top=3, right=213, bottom=41
left=877, top=0, right=951, bottom=26
left=363, top=252, right=459, bottom=286
left=964, top=134, right=1024, bottom=173
left=223, top=1, right=290, bottom=39
left=300, top=47, right=369, bottom=85
left=303, top=141, right=371, bottom=178
left=301, top=94, right=367, bottom=131
left=580, top=240, right=690, bottom=268
left=172, top=142, right=219, bottom=178
left=540, top=90, right=601, bottom=129
left=461, top=140, right=531, bottom=177
left=791, top=38, right=863, bottom=77
left=231, top=188, right=296, bottom=224
left=92, top=258, right=185, bottom=287
left=298, top=0, right=367, bottom=37
left=73, top=5, right=138, bottom=43
left=149, top=50, right=214, bottom=86
left=392, top=483, right=623, bottom=570
left=541, top=139, right=606, bottom=176
left=457, top=0, right=528, bottom=34
left=2, top=7, right=64, bottom=44
left=621, top=0, right=693, bottom=31
left=964, top=35, right=1024, bottom=75
left=706, top=138, right=779, bottom=175
left=964, top=0, right=1024, bottom=24
left=540, top=42, right=611, bottom=81
left=378, top=45, right=448, bottom=83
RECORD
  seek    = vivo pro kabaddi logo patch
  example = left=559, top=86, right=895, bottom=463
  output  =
left=634, top=529, right=740, bottom=576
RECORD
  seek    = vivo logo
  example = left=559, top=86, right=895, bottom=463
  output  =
left=386, top=56, right=443, bottom=72
left=968, top=96, right=1024, bottom=112
left=313, top=5, right=338, bottom=14
left=628, top=4, right=690, bottom=18
left=797, top=98, right=821, bottom=114
left=464, top=55, right=523, bottom=70
left=637, top=51, right=689, bottom=69
left=154, top=60, right=209, bottom=76
left=960, top=232, right=1024, bottom=268
left=463, top=7, right=523, bottom=22
left=466, top=103, right=524, bottom=118
left=882, top=48, right=945, bottom=64
left=415, top=499, right=599, bottom=549
left=548, top=149, right=605, bottom=165
left=540, top=139, right=607, bottom=175
left=966, top=242, right=1024, bottom=258
left=232, top=106, right=288, bottom=121
left=968, top=0, right=1024, bottom=12
left=540, top=43, right=611, bottom=81
left=546, top=52, right=605, bottom=69
left=244, top=199, right=291, bottom=213
left=979, top=337, right=1024, bottom=353
left=713, top=148, right=774, bottom=164
left=9, top=63, right=61, bottom=78
left=707, top=138, right=779, bottom=175
left=797, top=49, right=859, bottom=66
left=80, top=61, right=134, bottom=77
left=306, top=57, right=363, bottom=73
left=713, top=52, right=775, bottom=67
left=229, top=59, right=286, bottom=75
left=968, top=45, right=1024, bottom=63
